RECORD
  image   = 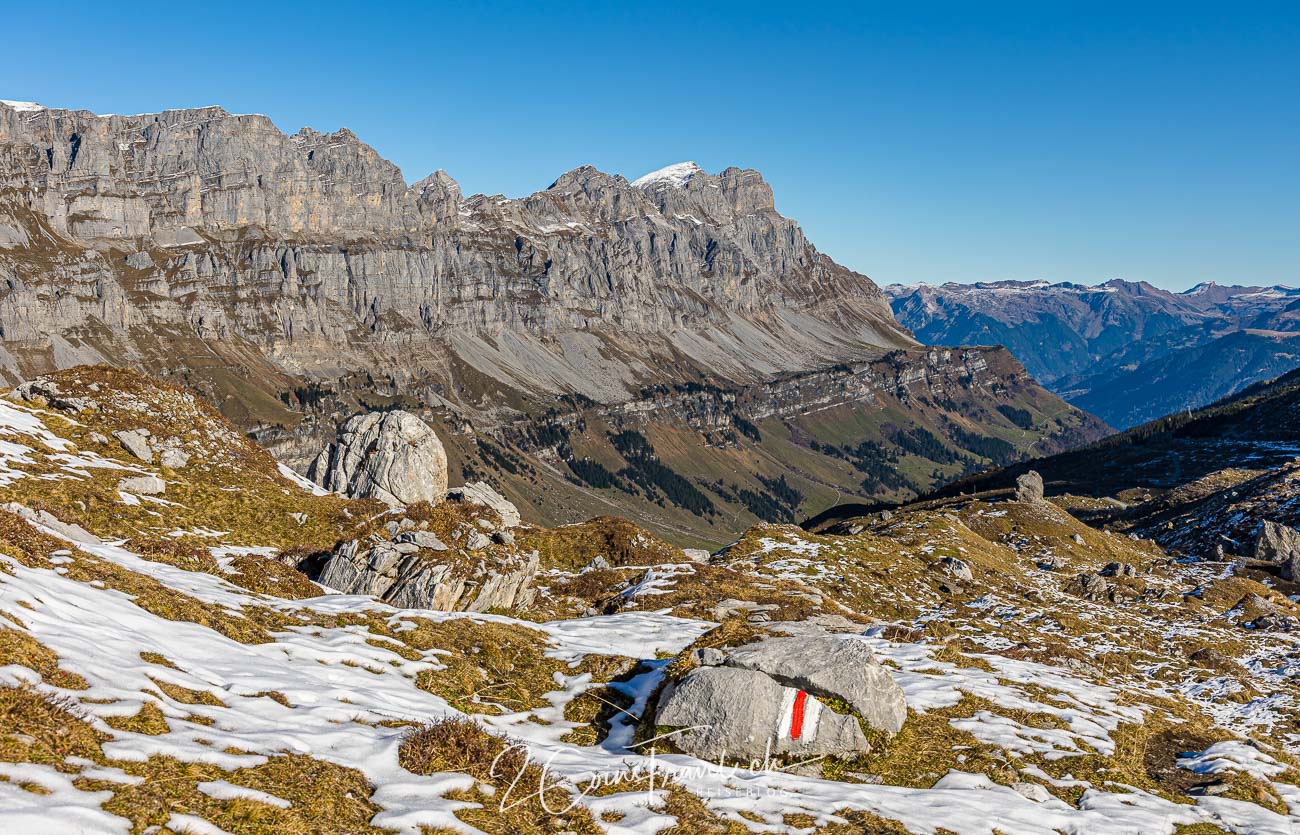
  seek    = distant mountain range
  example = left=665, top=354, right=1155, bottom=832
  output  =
left=887, top=279, right=1300, bottom=428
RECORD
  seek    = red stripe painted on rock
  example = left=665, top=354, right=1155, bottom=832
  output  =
left=789, top=690, right=808, bottom=739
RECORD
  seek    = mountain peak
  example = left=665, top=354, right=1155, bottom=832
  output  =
left=630, top=161, right=703, bottom=189
left=0, top=100, right=45, bottom=112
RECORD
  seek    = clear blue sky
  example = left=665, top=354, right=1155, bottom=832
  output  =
left=3, top=2, right=1296, bottom=289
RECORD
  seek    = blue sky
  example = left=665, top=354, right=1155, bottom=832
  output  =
left=3, top=1, right=1296, bottom=289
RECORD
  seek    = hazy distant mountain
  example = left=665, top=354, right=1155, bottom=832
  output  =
left=887, top=279, right=1300, bottom=428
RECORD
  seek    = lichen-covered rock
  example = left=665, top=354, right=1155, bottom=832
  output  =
left=721, top=635, right=907, bottom=735
left=310, top=411, right=448, bottom=508
left=654, top=666, right=869, bottom=761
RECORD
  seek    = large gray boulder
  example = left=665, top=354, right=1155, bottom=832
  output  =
left=655, top=666, right=868, bottom=761
left=1254, top=521, right=1300, bottom=581
left=310, top=411, right=448, bottom=508
left=722, top=636, right=907, bottom=735
left=1014, top=470, right=1045, bottom=503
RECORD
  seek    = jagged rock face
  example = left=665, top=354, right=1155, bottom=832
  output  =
left=0, top=101, right=912, bottom=404
left=309, top=411, right=448, bottom=508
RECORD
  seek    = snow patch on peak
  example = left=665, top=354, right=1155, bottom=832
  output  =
left=0, top=100, right=44, bottom=112
left=631, top=161, right=703, bottom=189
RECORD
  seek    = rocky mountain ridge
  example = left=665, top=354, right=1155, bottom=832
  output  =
left=0, top=100, right=910, bottom=402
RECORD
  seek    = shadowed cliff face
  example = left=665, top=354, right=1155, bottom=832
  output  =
left=0, top=101, right=1107, bottom=542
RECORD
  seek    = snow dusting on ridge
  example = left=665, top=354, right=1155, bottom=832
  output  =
left=630, top=161, right=703, bottom=189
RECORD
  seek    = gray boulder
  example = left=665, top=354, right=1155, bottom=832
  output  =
left=117, top=475, right=166, bottom=495
left=112, top=429, right=154, bottom=464
left=395, top=530, right=449, bottom=551
left=310, top=411, right=448, bottom=508
left=1254, top=521, right=1300, bottom=581
left=938, top=556, right=973, bottom=584
left=1066, top=572, right=1109, bottom=601
left=1014, top=470, right=1045, bottom=503
left=722, top=636, right=907, bottom=735
left=446, top=481, right=521, bottom=528
left=655, top=666, right=868, bottom=761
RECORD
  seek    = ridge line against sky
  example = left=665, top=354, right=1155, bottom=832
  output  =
left=1, top=1, right=1296, bottom=291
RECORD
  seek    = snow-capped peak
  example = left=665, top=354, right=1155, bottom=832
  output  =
left=0, top=100, right=45, bottom=112
left=631, top=161, right=703, bottom=189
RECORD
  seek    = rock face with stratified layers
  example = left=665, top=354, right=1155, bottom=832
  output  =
left=0, top=101, right=912, bottom=405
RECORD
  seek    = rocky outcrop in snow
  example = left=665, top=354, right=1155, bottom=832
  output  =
left=303, top=507, right=536, bottom=612
left=309, top=411, right=448, bottom=508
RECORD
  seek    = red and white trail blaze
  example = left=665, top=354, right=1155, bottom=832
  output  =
left=777, top=687, right=818, bottom=742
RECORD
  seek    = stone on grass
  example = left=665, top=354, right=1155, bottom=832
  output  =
left=1254, top=521, right=1300, bottom=581
left=117, top=475, right=166, bottom=495
left=1014, top=470, right=1045, bottom=503
left=112, top=429, right=154, bottom=463
left=722, top=635, right=907, bottom=735
left=655, top=666, right=868, bottom=761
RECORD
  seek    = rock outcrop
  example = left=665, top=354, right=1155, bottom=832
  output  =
left=309, top=411, right=448, bottom=508
left=445, top=481, right=521, bottom=528
left=1254, top=521, right=1300, bottom=581
left=1015, top=470, right=1045, bottom=503
left=305, top=515, right=537, bottom=613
